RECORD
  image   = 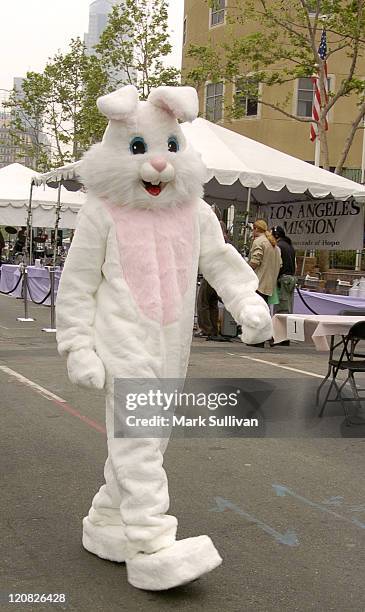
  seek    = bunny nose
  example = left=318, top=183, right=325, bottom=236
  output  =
left=150, top=157, right=167, bottom=172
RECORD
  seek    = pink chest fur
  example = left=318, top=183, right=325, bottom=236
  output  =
left=106, top=201, right=196, bottom=325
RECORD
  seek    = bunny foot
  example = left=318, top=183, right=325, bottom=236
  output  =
left=126, top=536, right=222, bottom=591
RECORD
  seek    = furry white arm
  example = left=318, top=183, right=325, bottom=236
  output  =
left=56, top=202, right=107, bottom=386
left=198, top=200, right=273, bottom=344
left=67, top=348, right=105, bottom=390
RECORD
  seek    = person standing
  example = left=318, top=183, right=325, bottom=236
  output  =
left=13, top=227, right=26, bottom=257
left=271, top=226, right=296, bottom=315
left=247, top=219, right=281, bottom=348
left=249, top=219, right=281, bottom=303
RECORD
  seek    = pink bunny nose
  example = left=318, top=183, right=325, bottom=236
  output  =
left=150, top=157, right=167, bottom=172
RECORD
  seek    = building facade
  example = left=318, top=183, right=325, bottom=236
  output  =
left=84, top=0, right=116, bottom=55
left=84, top=0, right=132, bottom=85
left=182, top=1, right=365, bottom=176
left=0, top=82, right=51, bottom=170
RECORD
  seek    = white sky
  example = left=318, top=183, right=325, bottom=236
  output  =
left=0, top=0, right=183, bottom=92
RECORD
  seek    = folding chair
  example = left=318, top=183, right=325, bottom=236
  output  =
left=318, top=321, right=365, bottom=426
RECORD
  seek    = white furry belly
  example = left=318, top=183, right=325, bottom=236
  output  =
left=94, top=278, right=197, bottom=378
left=105, top=200, right=196, bottom=326
left=93, top=199, right=200, bottom=378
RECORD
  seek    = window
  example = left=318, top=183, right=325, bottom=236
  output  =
left=205, top=82, right=224, bottom=122
left=183, top=17, right=187, bottom=45
left=296, top=76, right=331, bottom=117
left=210, top=0, right=225, bottom=27
left=297, top=78, right=314, bottom=117
left=234, top=76, right=259, bottom=117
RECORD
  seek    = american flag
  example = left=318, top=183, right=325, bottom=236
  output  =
left=310, top=29, right=328, bottom=142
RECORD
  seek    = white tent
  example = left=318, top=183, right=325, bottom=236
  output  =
left=183, top=118, right=365, bottom=205
left=0, top=163, right=85, bottom=228
left=33, top=118, right=365, bottom=206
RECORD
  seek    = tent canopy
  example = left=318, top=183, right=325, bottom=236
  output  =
left=183, top=119, right=365, bottom=205
left=0, top=163, right=84, bottom=228
left=32, top=118, right=365, bottom=206
left=32, top=162, right=82, bottom=192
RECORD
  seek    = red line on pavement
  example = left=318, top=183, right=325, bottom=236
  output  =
left=0, top=365, right=107, bottom=435
left=52, top=398, right=106, bottom=435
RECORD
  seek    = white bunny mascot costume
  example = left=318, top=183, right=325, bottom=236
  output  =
left=56, top=85, right=272, bottom=591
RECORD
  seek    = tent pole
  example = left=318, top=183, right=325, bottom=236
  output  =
left=301, top=250, right=307, bottom=276
left=53, top=182, right=62, bottom=268
left=26, top=181, right=34, bottom=265
left=243, top=187, right=252, bottom=249
left=310, top=138, right=321, bottom=258
left=355, top=250, right=362, bottom=271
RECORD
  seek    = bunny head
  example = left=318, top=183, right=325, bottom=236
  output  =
left=80, top=85, right=207, bottom=209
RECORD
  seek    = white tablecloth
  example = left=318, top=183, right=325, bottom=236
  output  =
left=0, top=264, right=22, bottom=297
left=294, top=289, right=365, bottom=315
left=272, top=314, right=365, bottom=351
left=0, top=264, right=61, bottom=306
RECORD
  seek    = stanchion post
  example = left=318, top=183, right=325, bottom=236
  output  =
left=355, top=250, right=362, bottom=272
left=17, top=266, right=35, bottom=322
left=301, top=250, right=307, bottom=277
left=42, top=266, right=57, bottom=333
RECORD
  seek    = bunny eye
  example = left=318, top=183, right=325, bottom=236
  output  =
left=168, top=136, right=179, bottom=153
left=130, top=136, right=147, bottom=155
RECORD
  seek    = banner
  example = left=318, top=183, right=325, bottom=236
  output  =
left=260, top=199, right=364, bottom=250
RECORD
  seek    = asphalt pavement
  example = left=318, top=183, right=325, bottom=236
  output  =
left=1, top=294, right=365, bottom=612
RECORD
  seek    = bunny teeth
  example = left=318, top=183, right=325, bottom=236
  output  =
left=142, top=180, right=166, bottom=196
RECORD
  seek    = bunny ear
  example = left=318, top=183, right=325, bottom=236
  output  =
left=148, top=86, right=199, bottom=122
left=97, top=85, right=139, bottom=121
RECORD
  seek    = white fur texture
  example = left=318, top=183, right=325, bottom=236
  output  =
left=80, top=97, right=207, bottom=210
left=67, top=348, right=105, bottom=389
left=126, top=536, right=222, bottom=591
left=198, top=201, right=273, bottom=343
left=82, top=517, right=127, bottom=562
left=148, top=86, right=199, bottom=122
left=140, top=159, right=175, bottom=184
left=57, top=87, right=273, bottom=577
left=97, top=85, right=139, bottom=121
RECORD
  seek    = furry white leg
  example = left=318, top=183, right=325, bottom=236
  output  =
left=82, top=517, right=127, bottom=562
left=126, top=536, right=222, bottom=591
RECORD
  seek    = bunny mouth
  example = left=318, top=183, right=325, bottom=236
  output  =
left=142, top=180, right=166, bottom=196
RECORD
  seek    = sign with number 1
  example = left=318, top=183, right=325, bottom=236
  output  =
left=287, top=317, right=305, bottom=341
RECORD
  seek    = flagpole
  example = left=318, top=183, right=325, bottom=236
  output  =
left=309, top=137, right=320, bottom=257
left=361, top=115, right=365, bottom=184
left=314, top=136, right=320, bottom=167
left=356, top=116, right=365, bottom=271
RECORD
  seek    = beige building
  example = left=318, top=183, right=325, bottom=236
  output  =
left=182, top=1, right=365, bottom=178
left=0, top=112, right=34, bottom=169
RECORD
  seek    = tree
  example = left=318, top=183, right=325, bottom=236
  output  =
left=6, top=37, right=108, bottom=169
left=5, top=72, right=53, bottom=171
left=41, top=37, right=108, bottom=163
left=186, top=0, right=365, bottom=174
left=6, top=0, right=180, bottom=169
left=96, top=0, right=180, bottom=99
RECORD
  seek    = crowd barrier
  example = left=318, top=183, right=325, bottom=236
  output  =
left=0, top=264, right=57, bottom=331
left=0, top=267, right=327, bottom=333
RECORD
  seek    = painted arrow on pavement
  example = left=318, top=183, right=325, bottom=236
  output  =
left=210, top=496, right=299, bottom=547
left=273, top=484, right=365, bottom=530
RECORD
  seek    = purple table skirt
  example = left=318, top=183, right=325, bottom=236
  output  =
left=294, top=289, right=365, bottom=315
left=0, top=264, right=61, bottom=306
